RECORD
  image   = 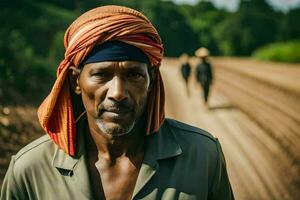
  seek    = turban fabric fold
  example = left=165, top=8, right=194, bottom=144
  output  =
left=37, top=5, right=165, bottom=156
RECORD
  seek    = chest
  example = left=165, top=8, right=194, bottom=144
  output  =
left=89, top=158, right=141, bottom=200
left=30, top=154, right=210, bottom=200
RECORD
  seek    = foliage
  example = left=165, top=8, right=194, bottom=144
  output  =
left=277, top=8, right=300, bottom=41
left=138, top=1, right=198, bottom=56
left=213, top=0, right=280, bottom=56
left=252, top=41, right=300, bottom=63
left=180, top=1, right=227, bottom=55
left=0, top=0, right=299, bottom=103
left=0, top=0, right=76, bottom=104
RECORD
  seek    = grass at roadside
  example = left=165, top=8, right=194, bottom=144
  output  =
left=252, top=40, right=300, bottom=63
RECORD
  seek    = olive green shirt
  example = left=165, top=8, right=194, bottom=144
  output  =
left=1, top=118, right=234, bottom=200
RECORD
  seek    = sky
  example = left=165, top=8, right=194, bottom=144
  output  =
left=171, top=0, right=300, bottom=12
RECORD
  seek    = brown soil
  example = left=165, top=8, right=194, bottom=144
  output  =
left=0, top=57, right=299, bottom=199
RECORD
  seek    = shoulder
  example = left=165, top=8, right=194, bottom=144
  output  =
left=2, top=135, right=56, bottom=193
left=12, top=135, right=56, bottom=176
left=164, top=118, right=217, bottom=142
left=14, top=134, right=54, bottom=162
left=14, top=135, right=53, bottom=159
left=163, top=118, right=219, bottom=155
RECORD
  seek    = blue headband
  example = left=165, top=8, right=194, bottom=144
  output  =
left=82, top=40, right=149, bottom=65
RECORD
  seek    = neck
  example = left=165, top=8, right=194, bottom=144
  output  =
left=86, top=118, right=147, bottom=162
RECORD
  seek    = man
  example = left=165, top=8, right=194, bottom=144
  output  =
left=179, top=53, right=191, bottom=96
left=1, top=6, right=234, bottom=200
left=195, top=47, right=213, bottom=105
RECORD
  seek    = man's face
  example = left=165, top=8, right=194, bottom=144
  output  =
left=77, top=61, right=151, bottom=137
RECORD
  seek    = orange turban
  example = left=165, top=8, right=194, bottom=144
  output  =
left=37, top=5, right=165, bottom=156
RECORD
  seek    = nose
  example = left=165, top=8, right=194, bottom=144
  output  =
left=107, top=76, right=128, bottom=102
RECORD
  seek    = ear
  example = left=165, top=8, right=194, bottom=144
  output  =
left=68, top=66, right=81, bottom=95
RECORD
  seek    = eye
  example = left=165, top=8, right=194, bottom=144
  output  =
left=92, top=71, right=111, bottom=78
left=90, top=71, right=113, bottom=83
left=127, top=72, right=144, bottom=79
left=94, top=72, right=105, bottom=77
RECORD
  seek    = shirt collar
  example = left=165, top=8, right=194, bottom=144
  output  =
left=51, top=118, right=86, bottom=173
left=51, top=118, right=183, bottom=171
left=132, top=119, right=183, bottom=198
left=51, top=118, right=93, bottom=199
left=143, top=119, right=183, bottom=167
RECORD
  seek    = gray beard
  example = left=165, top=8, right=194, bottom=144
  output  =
left=95, top=119, right=136, bottom=137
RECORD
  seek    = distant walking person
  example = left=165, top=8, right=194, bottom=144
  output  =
left=195, top=47, right=213, bottom=105
left=180, top=53, right=191, bottom=96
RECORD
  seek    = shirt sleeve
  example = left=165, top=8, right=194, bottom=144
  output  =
left=1, top=156, right=25, bottom=200
left=209, top=139, right=235, bottom=200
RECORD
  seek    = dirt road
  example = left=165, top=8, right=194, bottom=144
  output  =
left=1, top=58, right=299, bottom=199
left=161, top=58, right=300, bottom=200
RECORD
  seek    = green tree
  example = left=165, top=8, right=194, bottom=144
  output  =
left=213, top=0, right=280, bottom=56
left=181, top=1, right=227, bottom=55
left=141, top=1, right=198, bottom=56
left=0, top=0, right=76, bottom=104
left=278, top=8, right=300, bottom=41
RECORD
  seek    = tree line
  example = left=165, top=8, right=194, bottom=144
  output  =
left=0, top=0, right=299, bottom=103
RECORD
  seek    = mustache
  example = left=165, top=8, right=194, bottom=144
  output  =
left=97, top=100, right=133, bottom=114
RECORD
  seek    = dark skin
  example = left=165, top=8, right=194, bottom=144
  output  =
left=70, top=61, right=152, bottom=200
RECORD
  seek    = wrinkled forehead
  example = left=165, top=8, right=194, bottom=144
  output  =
left=81, top=61, right=155, bottom=82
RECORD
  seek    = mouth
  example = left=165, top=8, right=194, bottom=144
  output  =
left=97, top=100, right=135, bottom=120
left=103, top=107, right=132, bottom=114
left=99, top=107, right=133, bottom=120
